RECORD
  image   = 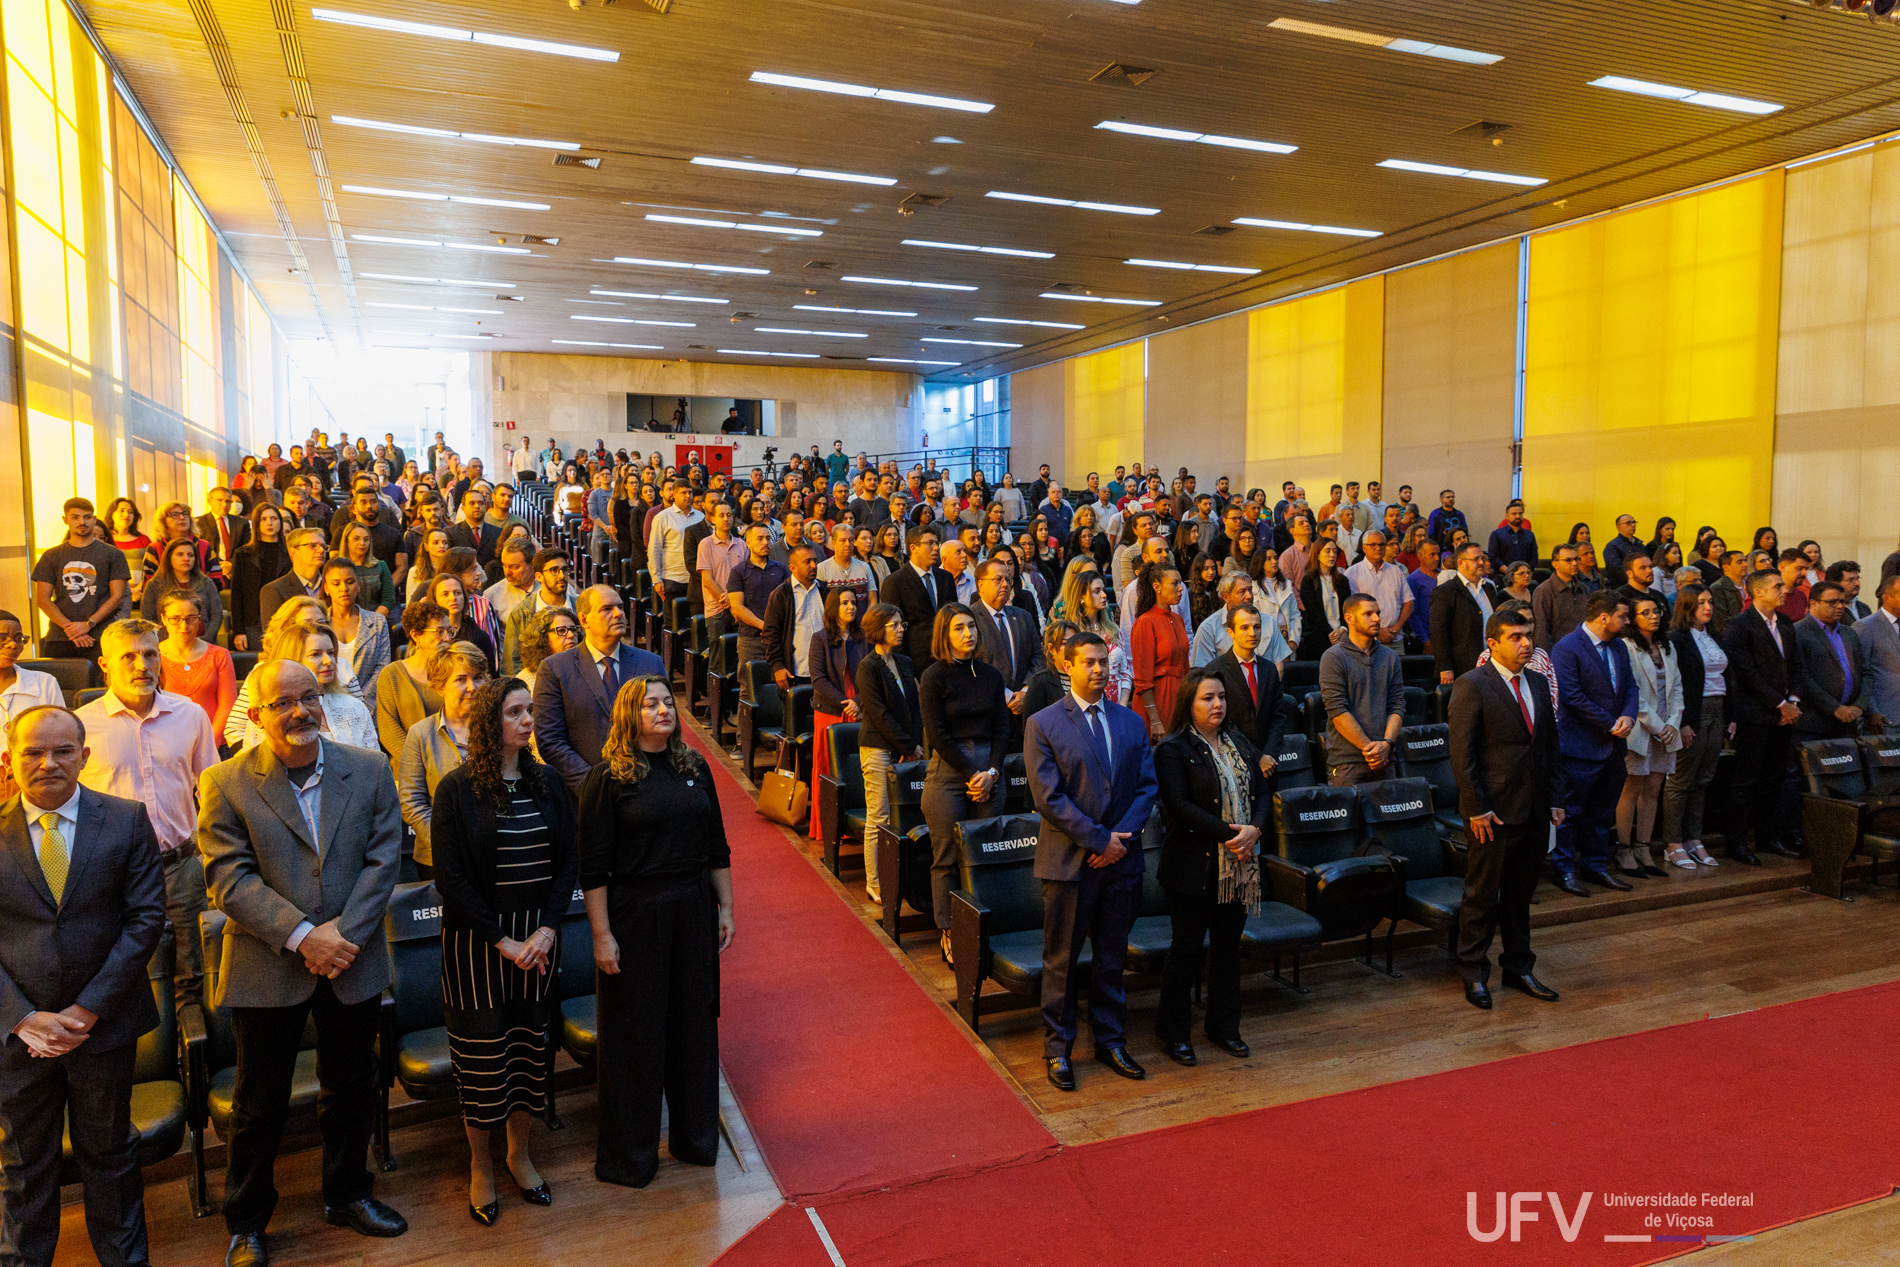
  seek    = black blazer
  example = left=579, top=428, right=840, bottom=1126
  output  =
left=762, top=579, right=829, bottom=678
left=878, top=565, right=957, bottom=670
left=429, top=764, right=579, bottom=945
left=970, top=600, right=1043, bottom=691
left=1666, top=627, right=1707, bottom=729
left=810, top=633, right=868, bottom=715
left=196, top=512, right=250, bottom=562
left=854, top=651, right=922, bottom=754
left=1296, top=570, right=1352, bottom=661
left=1430, top=577, right=1501, bottom=680
left=1020, top=666, right=1065, bottom=724
left=1446, top=665, right=1562, bottom=827
left=1154, top=729, right=1273, bottom=897
left=1793, top=616, right=1871, bottom=737
left=1723, top=606, right=1801, bottom=727
left=1209, top=649, right=1285, bottom=758
left=257, top=568, right=322, bottom=635
left=232, top=541, right=289, bottom=638
left=0, top=791, right=165, bottom=1053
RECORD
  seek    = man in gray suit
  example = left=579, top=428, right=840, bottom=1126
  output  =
left=0, top=706, right=164, bottom=1267
left=199, top=662, right=406, bottom=1267
left=970, top=558, right=1043, bottom=742
left=1856, top=574, right=1900, bottom=732
left=533, top=585, right=664, bottom=791
left=1795, top=581, right=1874, bottom=740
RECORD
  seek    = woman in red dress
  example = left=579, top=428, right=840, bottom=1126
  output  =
left=1130, top=561, right=1190, bottom=742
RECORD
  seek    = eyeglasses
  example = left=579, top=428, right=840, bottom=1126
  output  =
left=0, top=633, right=26, bottom=646
left=549, top=625, right=580, bottom=639
left=259, top=692, right=324, bottom=717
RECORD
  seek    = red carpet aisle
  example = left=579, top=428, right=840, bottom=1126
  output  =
left=688, top=729, right=1056, bottom=1200
left=715, top=978, right=1900, bottom=1266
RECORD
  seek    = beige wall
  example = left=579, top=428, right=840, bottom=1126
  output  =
left=1147, top=313, right=1247, bottom=486
left=1008, top=360, right=1067, bottom=484
left=1382, top=244, right=1518, bottom=520
left=1774, top=148, right=1900, bottom=572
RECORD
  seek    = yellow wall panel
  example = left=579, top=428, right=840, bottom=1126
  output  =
left=1146, top=312, right=1247, bottom=487
left=1523, top=172, right=1781, bottom=548
left=1064, top=341, right=1144, bottom=483
left=1244, top=276, right=1383, bottom=497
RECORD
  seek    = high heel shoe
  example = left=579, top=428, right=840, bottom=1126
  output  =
left=469, top=1199, right=500, bottom=1227
left=940, top=931, right=955, bottom=967
left=1633, top=844, right=1668, bottom=877
left=508, top=1162, right=552, bottom=1205
left=1613, top=848, right=1645, bottom=879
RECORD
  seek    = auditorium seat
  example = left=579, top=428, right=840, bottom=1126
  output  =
left=660, top=596, right=692, bottom=687
left=1360, top=777, right=1464, bottom=963
left=1266, top=786, right=1403, bottom=979
left=817, top=721, right=867, bottom=876
left=1122, top=815, right=1172, bottom=975
left=875, top=758, right=936, bottom=944
left=1282, top=660, right=1320, bottom=692
left=62, top=941, right=184, bottom=1181
left=22, top=657, right=97, bottom=707
left=75, top=687, right=106, bottom=708
left=735, top=660, right=784, bottom=785
left=1237, top=902, right=1325, bottom=993
left=1399, top=654, right=1437, bottom=686
left=947, top=813, right=1058, bottom=1036
left=1002, top=751, right=1029, bottom=814
left=1858, top=736, right=1900, bottom=885
left=626, top=569, right=653, bottom=649
left=706, top=631, right=741, bottom=745
left=783, top=682, right=816, bottom=786
left=231, top=650, right=259, bottom=682
left=1271, top=734, right=1315, bottom=790
left=1402, top=684, right=1431, bottom=728
left=557, top=903, right=599, bottom=1068
left=1396, top=724, right=1464, bottom=838
left=1796, top=738, right=1894, bottom=899
left=683, top=613, right=710, bottom=715
left=382, top=882, right=459, bottom=1170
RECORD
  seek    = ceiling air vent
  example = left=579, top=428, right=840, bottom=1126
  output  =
left=521, top=235, right=560, bottom=246
left=1195, top=224, right=1237, bottom=236
left=900, top=192, right=950, bottom=210
left=1453, top=120, right=1513, bottom=141
left=935, top=324, right=964, bottom=331
left=553, top=155, right=602, bottom=169
left=1090, top=62, right=1159, bottom=87
left=1043, top=281, right=1084, bottom=294
left=804, top=260, right=836, bottom=270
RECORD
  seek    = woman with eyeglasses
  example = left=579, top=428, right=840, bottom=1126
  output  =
left=400, top=641, right=491, bottom=878
left=158, top=588, right=238, bottom=739
left=141, top=501, right=217, bottom=589
left=140, top=536, right=224, bottom=640
left=516, top=605, right=580, bottom=701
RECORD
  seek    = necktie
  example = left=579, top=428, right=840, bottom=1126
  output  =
left=1511, top=675, right=1534, bottom=733
left=1244, top=660, right=1259, bottom=705
left=38, top=813, right=67, bottom=904
left=602, top=650, right=621, bottom=699
left=997, top=608, right=1015, bottom=681
left=1598, top=642, right=1616, bottom=690
left=1085, top=704, right=1111, bottom=771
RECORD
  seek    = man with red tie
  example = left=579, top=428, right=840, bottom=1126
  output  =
left=195, top=487, right=249, bottom=586
left=1447, top=607, right=1568, bottom=1011
left=1208, top=605, right=1286, bottom=781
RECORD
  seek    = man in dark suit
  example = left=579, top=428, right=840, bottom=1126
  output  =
left=197, top=487, right=250, bottom=581
left=444, top=486, right=502, bottom=571
left=760, top=546, right=828, bottom=692
left=1210, top=604, right=1286, bottom=777
left=1549, top=590, right=1639, bottom=896
left=199, top=663, right=407, bottom=1267
left=257, top=528, right=328, bottom=632
left=1722, top=568, right=1804, bottom=865
left=971, top=558, right=1043, bottom=744
left=533, top=585, right=665, bottom=792
left=1431, top=542, right=1500, bottom=685
left=1795, top=580, right=1872, bottom=739
left=1448, top=609, right=1566, bottom=1010
left=877, top=527, right=955, bottom=673
left=1024, top=632, right=1159, bottom=1093
left=0, top=706, right=164, bottom=1267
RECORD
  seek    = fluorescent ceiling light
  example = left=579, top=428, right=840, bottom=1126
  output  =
left=987, top=191, right=1159, bottom=216
left=692, top=156, right=896, bottom=186
left=842, top=275, right=978, bottom=291
left=869, top=357, right=961, bottom=365
left=611, top=256, right=771, bottom=275
left=1040, top=291, right=1159, bottom=307
left=719, top=349, right=821, bottom=358
left=311, top=9, right=618, bottom=61
left=571, top=315, right=696, bottom=327
left=1377, top=159, right=1546, bottom=186
left=351, top=233, right=530, bottom=254
left=1231, top=217, right=1382, bottom=239
left=1588, top=76, right=1780, bottom=115
left=902, top=238, right=1053, bottom=259
left=794, top=304, right=917, bottom=316
left=972, top=316, right=1085, bottom=329
left=341, top=184, right=549, bottom=211
left=361, top=272, right=514, bottom=288
left=429, top=332, right=499, bottom=340
left=754, top=327, right=869, bottom=338
left=590, top=288, right=728, bottom=304
left=1095, top=120, right=1296, bottom=155
left=748, top=71, right=992, bottom=114
left=646, top=213, right=823, bottom=237
left=552, top=340, right=664, bottom=349
left=331, top=115, right=578, bottom=151
left=921, top=337, right=1022, bottom=348
left=365, top=302, right=502, bottom=314
left=570, top=298, right=622, bottom=305
left=1125, top=258, right=1260, bottom=275
left=1267, top=17, right=1502, bottom=65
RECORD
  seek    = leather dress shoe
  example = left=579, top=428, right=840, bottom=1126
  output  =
left=1046, top=1056, right=1076, bottom=1092
left=1211, top=1037, right=1250, bottom=1058
left=1762, top=840, right=1800, bottom=859
left=469, top=1199, right=500, bottom=1227
left=1465, top=981, right=1493, bottom=1010
left=1553, top=872, right=1592, bottom=899
left=225, top=1232, right=267, bottom=1267
left=1163, top=1040, right=1197, bottom=1066
left=1503, top=973, right=1560, bottom=1002
left=323, top=1197, right=409, bottom=1238
left=517, top=1182, right=552, bottom=1206
left=1094, top=1046, right=1146, bottom=1080
left=1580, top=868, right=1633, bottom=892
left=1729, top=848, right=1763, bottom=867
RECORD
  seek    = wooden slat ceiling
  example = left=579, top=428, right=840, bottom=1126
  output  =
left=78, top=0, right=1900, bottom=381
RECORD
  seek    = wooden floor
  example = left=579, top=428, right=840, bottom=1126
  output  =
left=1703, top=1192, right=1900, bottom=1263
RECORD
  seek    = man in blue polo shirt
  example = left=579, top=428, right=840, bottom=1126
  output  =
left=1406, top=539, right=1442, bottom=655
left=726, top=523, right=790, bottom=669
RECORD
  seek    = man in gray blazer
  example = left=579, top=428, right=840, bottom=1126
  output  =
left=970, top=558, right=1043, bottom=742
left=1856, top=574, right=1900, bottom=732
left=533, top=584, right=664, bottom=791
left=199, top=662, right=406, bottom=1267
left=1795, top=581, right=1873, bottom=740
left=0, top=705, right=164, bottom=1267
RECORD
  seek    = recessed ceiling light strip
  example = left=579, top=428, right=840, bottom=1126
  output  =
left=986, top=191, right=1160, bottom=215
left=747, top=72, right=992, bottom=113
left=1094, top=121, right=1296, bottom=155
left=312, top=9, right=619, bottom=61
left=692, top=156, right=897, bottom=186
left=332, top=115, right=579, bottom=150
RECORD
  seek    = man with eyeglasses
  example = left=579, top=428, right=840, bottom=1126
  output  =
left=500, top=549, right=579, bottom=677
left=1794, top=580, right=1875, bottom=741
left=31, top=498, right=130, bottom=666
left=200, top=661, right=407, bottom=1266
left=258, top=529, right=329, bottom=633
left=534, top=585, right=665, bottom=791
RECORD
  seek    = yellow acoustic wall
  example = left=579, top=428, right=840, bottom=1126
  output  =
left=1244, top=276, right=1383, bottom=499
left=1772, top=146, right=1900, bottom=571
left=1064, top=341, right=1145, bottom=484
left=1146, top=311, right=1248, bottom=487
left=1523, top=172, right=1782, bottom=550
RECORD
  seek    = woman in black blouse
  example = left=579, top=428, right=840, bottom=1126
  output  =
left=430, top=678, right=578, bottom=1224
left=808, top=588, right=868, bottom=838
left=855, top=603, right=922, bottom=906
left=917, top=603, right=1012, bottom=964
left=1295, top=540, right=1351, bottom=661
left=231, top=502, right=290, bottom=651
left=579, top=676, right=734, bottom=1188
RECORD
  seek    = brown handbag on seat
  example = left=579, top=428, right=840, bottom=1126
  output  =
left=756, top=744, right=809, bottom=828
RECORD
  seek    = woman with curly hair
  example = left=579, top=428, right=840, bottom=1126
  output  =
left=579, top=675, right=734, bottom=1188
left=515, top=604, right=580, bottom=697
left=430, top=676, right=578, bottom=1224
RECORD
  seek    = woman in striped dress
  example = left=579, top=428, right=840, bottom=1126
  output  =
left=430, top=676, right=578, bottom=1225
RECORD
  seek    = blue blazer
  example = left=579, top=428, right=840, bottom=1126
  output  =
left=1551, top=626, right=1640, bottom=762
left=1024, top=694, right=1158, bottom=882
left=534, top=641, right=667, bottom=791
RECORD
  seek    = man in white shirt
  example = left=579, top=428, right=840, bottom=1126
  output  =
left=646, top=481, right=705, bottom=601
left=1345, top=531, right=1413, bottom=646
left=483, top=537, right=536, bottom=625
left=510, top=436, right=537, bottom=481
left=816, top=523, right=874, bottom=607
left=779, top=547, right=827, bottom=688
left=1092, top=487, right=1123, bottom=543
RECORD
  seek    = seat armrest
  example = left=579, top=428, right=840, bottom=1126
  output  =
left=1261, top=854, right=1317, bottom=910
left=179, top=1002, right=209, bottom=1127
left=1441, top=837, right=1469, bottom=878
left=817, top=773, right=842, bottom=846
left=948, top=889, right=990, bottom=1025
left=377, top=990, right=396, bottom=1089
left=1363, top=834, right=1408, bottom=879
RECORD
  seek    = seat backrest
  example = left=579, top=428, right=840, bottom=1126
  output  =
left=231, top=651, right=259, bottom=682
left=1798, top=738, right=1870, bottom=799
left=1400, top=654, right=1437, bottom=685
left=1136, top=810, right=1167, bottom=918
left=1302, top=690, right=1327, bottom=745
left=1277, top=694, right=1302, bottom=747
left=134, top=939, right=177, bottom=1085
left=716, top=632, right=738, bottom=670
left=1396, top=724, right=1457, bottom=812
left=1357, top=777, right=1444, bottom=879
left=954, top=813, right=1046, bottom=936
left=1282, top=660, right=1320, bottom=691
left=826, top=723, right=864, bottom=808
left=555, top=910, right=594, bottom=999
left=689, top=614, right=709, bottom=654
left=1402, top=685, right=1430, bottom=727
left=630, top=570, right=652, bottom=601
left=785, top=683, right=815, bottom=738
left=1002, top=751, right=1029, bottom=813
left=891, top=757, right=929, bottom=832
left=1858, top=736, right=1900, bottom=797
left=667, top=596, right=691, bottom=632
left=740, top=660, right=783, bottom=724
left=21, top=658, right=96, bottom=695
left=76, top=687, right=106, bottom=708
left=1273, top=734, right=1315, bottom=790
left=1273, top=786, right=1362, bottom=869
left=385, top=881, right=445, bottom=1037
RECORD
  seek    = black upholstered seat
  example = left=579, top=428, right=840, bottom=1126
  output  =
left=1266, top=786, right=1403, bottom=976
left=1397, top=724, right=1464, bottom=838
left=556, top=909, right=598, bottom=1066
left=948, top=813, right=1049, bottom=1035
left=818, top=722, right=865, bottom=873
left=1359, top=776, right=1464, bottom=944
left=385, top=882, right=454, bottom=1107
left=1271, top=734, right=1315, bottom=791
left=63, top=946, right=185, bottom=1174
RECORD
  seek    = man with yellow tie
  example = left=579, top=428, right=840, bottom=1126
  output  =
left=0, top=705, right=166, bottom=1266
